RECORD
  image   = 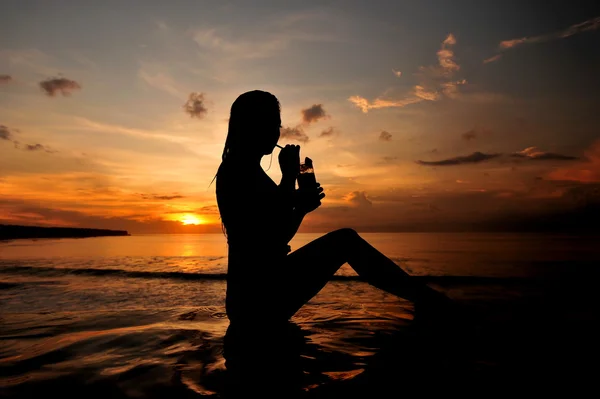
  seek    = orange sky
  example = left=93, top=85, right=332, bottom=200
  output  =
left=1, top=2, right=599, bottom=233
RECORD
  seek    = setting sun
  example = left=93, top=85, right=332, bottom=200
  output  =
left=180, top=214, right=203, bottom=225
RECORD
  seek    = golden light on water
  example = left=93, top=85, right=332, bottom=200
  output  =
left=180, top=214, right=203, bottom=225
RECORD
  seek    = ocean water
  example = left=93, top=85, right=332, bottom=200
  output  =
left=1, top=233, right=599, bottom=397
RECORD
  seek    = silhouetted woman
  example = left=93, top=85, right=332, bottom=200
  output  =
left=216, top=90, right=449, bottom=325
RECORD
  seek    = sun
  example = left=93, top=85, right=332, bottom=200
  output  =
left=180, top=214, right=203, bottom=225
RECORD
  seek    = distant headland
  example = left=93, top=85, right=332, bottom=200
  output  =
left=0, top=224, right=130, bottom=240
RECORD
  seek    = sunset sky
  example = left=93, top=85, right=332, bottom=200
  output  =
left=1, top=0, right=599, bottom=233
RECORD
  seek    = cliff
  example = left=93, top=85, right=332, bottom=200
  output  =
left=0, top=224, right=130, bottom=240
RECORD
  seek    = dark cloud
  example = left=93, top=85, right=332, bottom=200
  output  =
left=1, top=125, right=55, bottom=153
left=0, top=125, right=13, bottom=141
left=163, top=209, right=194, bottom=214
left=382, top=156, right=398, bottom=162
left=153, top=195, right=185, bottom=200
left=280, top=125, right=309, bottom=143
left=196, top=205, right=219, bottom=214
left=511, top=147, right=578, bottom=161
left=39, top=77, right=81, bottom=96
left=25, top=144, right=42, bottom=151
left=379, top=131, right=392, bottom=141
left=416, top=151, right=501, bottom=166
left=301, top=104, right=327, bottom=124
left=183, top=92, right=207, bottom=118
left=461, top=127, right=492, bottom=141
left=0, top=75, right=12, bottom=84
left=141, top=194, right=185, bottom=200
left=319, top=127, right=336, bottom=138
left=24, top=143, right=56, bottom=153
left=461, top=129, right=477, bottom=141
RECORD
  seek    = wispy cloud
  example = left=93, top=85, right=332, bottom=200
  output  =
left=499, top=38, right=528, bottom=50
left=511, top=147, right=578, bottom=161
left=71, top=117, right=197, bottom=144
left=379, top=131, right=392, bottom=141
left=319, top=127, right=336, bottom=138
left=193, top=28, right=288, bottom=60
left=483, top=54, right=502, bottom=64
left=349, top=34, right=465, bottom=112
left=183, top=92, right=208, bottom=118
left=392, top=69, right=402, bottom=77
left=416, top=151, right=501, bottom=166
left=0, top=74, right=12, bottom=84
left=485, top=16, right=600, bottom=63
left=191, top=13, right=339, bottom=62
left=440, top=79, right=467, bottom=99
left=280, top=125, right=309, bottom=143
left=138, top=67, right=186, bottom=99
left=39, top=77, right=81, bottom=96
left=0, top=49, right=57, bottom=76
left=69, top=53, right=98, bottom=71
left=156, top=21, right=169, bottom=31
left=301, top=104, right=328, bottom=124
left=437, top=33, right=459, bottom=75
left=500, top=16, right=600, bottom=50
left=414, top=85, right=440, bottom=101
left=348, top=95, right=423, bottom=112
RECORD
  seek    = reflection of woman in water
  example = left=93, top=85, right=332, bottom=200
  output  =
left=216, top=90, right=449, bottom=325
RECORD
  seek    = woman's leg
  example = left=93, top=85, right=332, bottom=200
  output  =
left=279, top=228, right=445, bottom=319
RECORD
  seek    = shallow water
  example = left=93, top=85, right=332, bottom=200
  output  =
left=1, top=233, right=599, bottom=397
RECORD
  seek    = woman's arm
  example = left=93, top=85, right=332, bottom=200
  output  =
left=277, top=183, right=324, bottom=245
left=275, top=144, right=302, bottom=244
left=277, top=173, right=296, bottom=208
left=280, top=207, right=306, bottom=245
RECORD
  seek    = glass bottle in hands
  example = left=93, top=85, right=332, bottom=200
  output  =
left=298, top=157, right=317, bottom=189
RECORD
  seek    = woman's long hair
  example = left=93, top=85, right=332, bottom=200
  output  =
left=213, top=90, right=281, bottom=238
left=221, top=90, right=281, bottom=163
left=210, top=90, right=280, bottom=187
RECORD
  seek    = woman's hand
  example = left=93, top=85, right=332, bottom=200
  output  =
left=294, top=182, right=325, bottom=213
left=278, top=144, right=300, bottom=178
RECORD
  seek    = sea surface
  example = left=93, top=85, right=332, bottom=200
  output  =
left=1, top=233, right=599, bottom=397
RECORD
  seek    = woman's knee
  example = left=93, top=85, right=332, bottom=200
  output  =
left=327, top=228, right=359, bottom=242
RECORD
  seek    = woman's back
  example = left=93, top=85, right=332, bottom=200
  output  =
left=216, top=159, right=290, bottom=321
left=216, top=160, right=288, bottom=271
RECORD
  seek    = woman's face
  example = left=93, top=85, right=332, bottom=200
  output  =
left=260, top=111, right=281, bottom=155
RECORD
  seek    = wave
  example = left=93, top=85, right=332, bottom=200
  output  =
left=0, top=265, right=228, bottom=281
left=0, top=264, right=553, bottom=284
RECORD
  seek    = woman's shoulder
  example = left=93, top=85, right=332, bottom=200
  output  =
left=217, top=161, right=258, bottom=191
